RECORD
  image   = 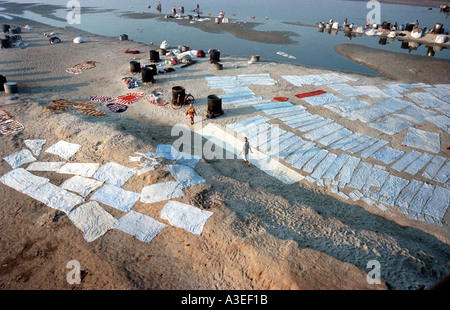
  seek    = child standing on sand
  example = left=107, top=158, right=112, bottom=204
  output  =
left=239, top=137, right=253, bottom=166
left=186, top=104, right=197, bottom=125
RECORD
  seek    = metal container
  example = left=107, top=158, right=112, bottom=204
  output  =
left=4, top=82, right=18, bottom=94
left=149, top=49, right=160, bottom=62
left=130, top=61, right=140, bottom=73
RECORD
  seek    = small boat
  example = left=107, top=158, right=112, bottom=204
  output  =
left=251, top=16, right=255, bottom=19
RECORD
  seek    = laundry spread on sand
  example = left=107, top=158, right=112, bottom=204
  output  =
left=30, top=182, right=85, bottom=214
left=168, top=164, right=205, bottom=188
left=26, top=161, right=66, bottom=172
left=90, top=183, right=140, bottom=212
left=282, top=73, right=357, bottom=87
left=68, top=201, right=116, bottom=242
left=422, top=156, right=446, bottom=181
left=367, top=115, right=413, bottom=135
left=0, top=109, right=12, bottom=122
left=371, top=147, right=404, bottom=165
left=24, top=139, right=46, bottom=156
left=92, top=162, right=135, bottom=187
left=273, top=96, right=289, bottom=102
left=66, top=61, right=99, bottom=74
left=45, top=140, right=81, bottom=160
left=73, top=102, right=96, bottom=109
left=141, top=181, right=184, bottom=204
left=3, top=149, right=36, bottom=169
left=402, top=127, right=441, bottom=154
left=44, top=105, right=71, bottom=112
left=155, top=144, right=201, bottom=168
left=60, top=175, right=103, bottom=197
left=88, top=96, right=114, bottom=103
left=57, top=163, right=100, bottom=178
left=106, top=103, right=128, bottom=113
left=0, top=118, right=25, bottom=135
left=114, top=92, right=145, bottom=105
left=394, top=105, right=437, bottom=124
left=375, top=98, right=413, bottom=113
left=391, top=150, right=422, bottom=172
left=1, top=168, right=49, bottom=195
left=113, top=210, right=167, bottom=243
left=161, top=200, right=214, bottom=235
left=301, top=93, right=342, bottom=107
left=80, top=108, right=105, bottom=116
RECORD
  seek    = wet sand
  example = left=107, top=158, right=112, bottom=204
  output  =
left=0, top=12, right=449, bottom=293
left=335, top=43, right=450, bottom=83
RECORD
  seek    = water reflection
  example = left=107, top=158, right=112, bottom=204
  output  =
left=316, top=22, right=448, bottom=58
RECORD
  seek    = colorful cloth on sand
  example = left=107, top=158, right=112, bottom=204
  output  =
left=66, top=61, right=98, bottom=74
left=73, top=102, right=96, bottom=109
left=44, top=105, right=70, bottom=111
left=122, top=77, right=139, bottom=89
left=0, top=109, right=12, bottom=122
left=124, top=50, right=140, bottom=54
left=0, top=119, right=24, bottom=135
left=295, top=90, right=326, bottom=99
left=273, top=96, right=289, bottom=102
left=88, top=96, right=114, bottom=103
left=51, top=99, right=72, bottom=105
left=106, top=103, right=128, bottom=113
left=114, top=92, right=145, bottom=105
left=81, top=109, right=106, bottom=116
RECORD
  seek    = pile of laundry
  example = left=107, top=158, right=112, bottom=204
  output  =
left=122, top=76, right=140, bottom=89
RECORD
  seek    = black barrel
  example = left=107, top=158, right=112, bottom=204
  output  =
left=150, top=49, right=160, bottom=62
left=159, top=48, right=166, bottom=57
left=172, top=86, right=186, bottom=106
left=0, top=74, right=7, bottom=92
left=207, top=95, right=223, bottom=115
left=209, top=49, right=220, bottom=62
left=2, top=24, right=10, bottom=33
left=1, top=38, right=10, bottom=49
left=141, top=67, right=154, bottom=83
left=130, top=61, right=140, bottom=73
left=146, top=64, right=157, bottom=75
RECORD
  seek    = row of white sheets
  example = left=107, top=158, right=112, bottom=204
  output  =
left=226, top=113, right=449, bottom=224
left=293, top=82, right=448, bottom=153
left=69, top=199, right=213, bottom=243
left=1, top=138, right=213, bottom=242
left=1, top=166, right=213, bottom=242
left=261, top=103, right=447, bottom=182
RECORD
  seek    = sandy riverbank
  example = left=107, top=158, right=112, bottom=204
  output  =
left=0, top=14, right=449, bottom=292
left=335, top=43, right=450, bottom=83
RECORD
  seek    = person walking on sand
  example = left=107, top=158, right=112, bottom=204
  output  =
left=239, top=137, right=253, bottom=166
left=186, top=104, right=197, bottom=125
left=172, top=6, right=177, bottom=16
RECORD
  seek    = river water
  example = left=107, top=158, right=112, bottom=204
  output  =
left=2, top=0, right=450, bottom=75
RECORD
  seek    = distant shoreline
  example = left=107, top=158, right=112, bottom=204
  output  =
left=344, top=0, right=448, bottom=8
